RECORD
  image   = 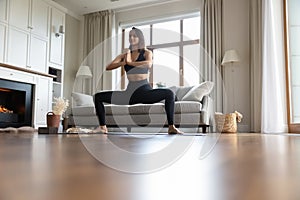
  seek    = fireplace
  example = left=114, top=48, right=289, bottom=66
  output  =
left=0, top=79, right=33, bottom=128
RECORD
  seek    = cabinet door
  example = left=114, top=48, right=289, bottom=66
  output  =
left=35, top=76, right=53, bottom=126
left=0, top=0, right=8, bottom=23
left=9, top=0, right=30, bottom=31
left=0, top=23, right=6, bottom=63
left=7, top=27, right=29, bottom=67
left=31, top=0, right=49, bottom=38
left=49, top=7, right=65, bottom=66
left=29, top=35, right=48, bottom=73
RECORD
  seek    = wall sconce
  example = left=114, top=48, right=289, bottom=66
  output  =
left=55, top=25, right=64, bottom=37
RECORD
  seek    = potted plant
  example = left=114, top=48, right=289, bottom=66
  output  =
left=47, top=97, right=69, bottom=128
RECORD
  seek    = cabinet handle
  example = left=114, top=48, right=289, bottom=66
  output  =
left=10, top=73, right=13, bottom=76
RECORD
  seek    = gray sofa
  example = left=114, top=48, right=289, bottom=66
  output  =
left=71, top=82, right=214, bottom=133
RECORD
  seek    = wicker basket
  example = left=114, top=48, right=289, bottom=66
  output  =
left=215, top=111, right=242, bottom=133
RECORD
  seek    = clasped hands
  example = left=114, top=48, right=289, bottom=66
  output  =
left=122, top=48, right=132, bottom=65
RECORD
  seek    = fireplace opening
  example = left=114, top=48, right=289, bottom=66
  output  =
left=0, top=79, right=33, bottom=128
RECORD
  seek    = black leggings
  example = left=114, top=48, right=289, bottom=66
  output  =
left=94, top=79, right=175, bottom=126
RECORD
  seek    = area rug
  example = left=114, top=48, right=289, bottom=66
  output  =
left=65, top=128, right=204, bottom=136
left=0, top=126, right=36, bottom=133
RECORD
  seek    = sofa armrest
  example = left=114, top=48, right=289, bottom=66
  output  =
left=200, top=95, right=208, bottom=110
left=200, top=95, right=213, bottom=125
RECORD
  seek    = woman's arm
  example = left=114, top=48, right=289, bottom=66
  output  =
left=126, top=50, right=153, bottom=69
left=106, top=53, right=126, bottom=71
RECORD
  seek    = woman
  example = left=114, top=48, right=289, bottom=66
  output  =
left=93, top=27, right=183, bottom=134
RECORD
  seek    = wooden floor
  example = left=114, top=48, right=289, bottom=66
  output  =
left=1, top=132, right=300, bottom=200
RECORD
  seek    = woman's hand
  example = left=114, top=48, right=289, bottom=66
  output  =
left=106, top=52, right=127, bottom=70
left=124, top=49, right=152, bottom=69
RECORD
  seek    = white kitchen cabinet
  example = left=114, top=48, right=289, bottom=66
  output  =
left=0, top=0, right=9, bottom=23
left=0, top=23, right=7, bottom=63
left=31, top=0, right=49, bottom=38
left=49, top=6, right=65, bottom=100
left=9, top=0, right=31, bottom=31
left=7, top=27, right=49, bottom=72
left=29, top=35, right=48, bottom=73
left=34, top=76, right=53, bottom=127
left=7, top=27, right=30, bottom=68
left=9, top=0, right=49, bottom=37
left=49, top=7, right=65, bottom=66
left=7, top=0, right=50, bottom=71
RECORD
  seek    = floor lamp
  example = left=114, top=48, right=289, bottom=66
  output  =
left=221, top=49, right=240, bottom=112
left=76, top=66, right=92, bottom=94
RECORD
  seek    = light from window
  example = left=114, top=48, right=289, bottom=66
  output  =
left=153, top=47, right=179, bottom=87
left=152, top=20, right=180, bottom=45
left=183, top=44, right=200, bottom=85
left=183, top=17, right=200, bottom=40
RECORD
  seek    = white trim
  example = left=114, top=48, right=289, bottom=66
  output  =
left=115, top=0, right=181, bottom=13
left=65, top=9, right=82, bottom=21
left=44, top=0, right=67, bottom=13
left=119, top=10, right=200, bottom=29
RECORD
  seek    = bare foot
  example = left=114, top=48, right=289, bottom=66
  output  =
left=92, top=126, right=108, bottom=134
left=168, top=125, right=184, bottom=134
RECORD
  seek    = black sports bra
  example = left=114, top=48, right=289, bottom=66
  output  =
left=124, top=49, right=149, bottom=74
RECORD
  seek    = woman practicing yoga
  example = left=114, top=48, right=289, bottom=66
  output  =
left=93, top=27, right=183, bottom=134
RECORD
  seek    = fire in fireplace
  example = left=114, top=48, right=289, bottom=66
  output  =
left=0, top=79, right=33, bottom=128
left=0, top=105, right=13, bottom=113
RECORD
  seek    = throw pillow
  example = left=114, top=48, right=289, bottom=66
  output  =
left=72, top=92, right=94, bottom=106
left=175, top=86, right=193, bottom=100
left=181, top=81, right=214, bottom=101
left=168, top=86, right=179, bottom=101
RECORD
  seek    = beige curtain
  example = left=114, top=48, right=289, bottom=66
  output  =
left=250, top=0, right=262, bottom=132
left=83, top=10, right=115, bottom=94
left=200, top=0, right=223, bottom=113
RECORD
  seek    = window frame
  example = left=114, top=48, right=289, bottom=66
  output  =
left=283, top=0, right=300, bottom=133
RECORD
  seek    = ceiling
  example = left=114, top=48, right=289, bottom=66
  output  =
left=52, top=0, right=179, bottom=15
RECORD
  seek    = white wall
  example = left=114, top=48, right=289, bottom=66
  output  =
left=116, top=0, right=201, bottom=26
left=63, top=14, right=81, bottom=114
left=223, top=0, right=250, bottom=132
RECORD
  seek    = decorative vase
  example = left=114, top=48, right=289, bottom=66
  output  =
left=46, top=112, right=61, bottom=128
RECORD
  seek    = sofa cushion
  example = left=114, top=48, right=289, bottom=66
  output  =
left=72, top=105, right=131, bottom=116
left=174, top=101, right=202, bottom=113
left=121, top=101, right=202, bottom=114
left=105, top=105, right=130, bottom=115
left=72, top=92, right=94, bottom=106
left=72, top=106, right=96, bottom=116
left=182, top=81, right=214, bottom=102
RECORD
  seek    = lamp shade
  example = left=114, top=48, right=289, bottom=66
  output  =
left=76, top=66, right=92, bottom=78
left=221, top=49, right=240, bottom=65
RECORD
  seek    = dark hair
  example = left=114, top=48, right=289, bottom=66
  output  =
left=129, top=27, right=145, bottom=51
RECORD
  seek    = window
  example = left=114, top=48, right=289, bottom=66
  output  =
left=284, top=0, right=300, bottom=131
left=121, top=14, right=200, bottom=88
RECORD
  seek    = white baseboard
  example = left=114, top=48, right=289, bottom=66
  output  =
left=237, top=124, right=250, bottom=133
